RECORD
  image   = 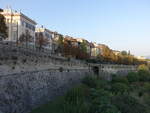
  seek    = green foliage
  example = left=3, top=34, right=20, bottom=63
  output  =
left=112, top=94, right=146, bottom=113
left=0, top=14, right=8, bottom=39
left=30, top=73, right=150, bottom=113
left=138, top=70, right=150, bottom=81
left=80, top=40, right=87, bottom=53
left=82, top=76, right=98, bottom=88
left=89, top=88, right=121, bottom=113
left=62, top=85, right=90, bottom=113
left=57, top=35, right=64, bottom=45
left=143, top=94, right=150, bottom=106
left=112, top=76, right=129, bottom=85
left=57, top=35, right=64, bottom=53
left=96, top=79, right=110, bottom=90
left=126, top=72, right=139, bottom=83
left=111, top=83, right=129, bottom=94
left=143, top=82, right=150, bottom=93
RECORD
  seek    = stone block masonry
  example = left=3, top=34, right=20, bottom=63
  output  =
left=0, top=69, right=92, bottom=113
left=0, top=41, right=137, bottom=113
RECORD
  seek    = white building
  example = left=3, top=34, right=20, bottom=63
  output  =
left=35, top=27, right=53, bottom=50
left=136, top=56, right=146, bottom=60
left=0, top=8, right=37, bottom=43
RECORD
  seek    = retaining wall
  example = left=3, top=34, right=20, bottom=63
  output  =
left=0, top=69, right=92, bottom=113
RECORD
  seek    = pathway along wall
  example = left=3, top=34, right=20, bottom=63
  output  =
left=0, top=69, right=92, bottom=113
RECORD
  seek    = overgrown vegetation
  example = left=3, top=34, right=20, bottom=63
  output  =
left=30, top=68, right=150, bottom=113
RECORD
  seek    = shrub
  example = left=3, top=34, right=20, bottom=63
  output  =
left=112, top=94, right=146, bottom=113
left=64, top=84, right=90, bottom=104
left=143, top=94, right=150, bottom=106
left=138, top=64, right=149, bottom=72
left=111, top=76, right=129, bottom=85
left=138, top=70, right=150, bottom=81
left=96, top=79, right=110, bottom=90
left=126, top=72, right=139, bottom=83
left=111, top=83, right=129, bottom=94
left=96, top=104, right=121, bottom=113
left=143, top=82, right=150, bottom=93
left=63, top=85, right=90, bottom=113
left=89, top=89, right=120, bottom=113
left=82, top=76, right=97, bottom=88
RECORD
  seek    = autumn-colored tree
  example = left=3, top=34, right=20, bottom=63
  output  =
left=100, top=45, right=116, bottom=63
left=63, top=38, right=90, bottom=59
left=0, top=14, right=8, bottom=39
left=36, top=32, right=49, bottom=50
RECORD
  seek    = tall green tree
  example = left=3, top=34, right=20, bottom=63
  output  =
left=57, top=34, right=64, bottom=53
left=80, top=40, right=87, bottom=53
left=0, top=14, right=8, bottom=39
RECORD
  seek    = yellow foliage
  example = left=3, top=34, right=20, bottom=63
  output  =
left=138, top=64, right=149, bottom=71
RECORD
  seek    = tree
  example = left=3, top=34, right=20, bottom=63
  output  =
left=126, top=72, right=139, bottom=83
left=111, top=83, right=129, bottom=94
left=19, top=30, right=32, bottom=47
left=138, top=64, right=149, bottom=72
left=36, top=32, right=49, bottom=50
left=80, top=41, right=87, bottom=53
left=56, top=34, right=64, bottom=54
left=19, top=33, right=26, bottom=43
left=0, top=14, right=8, bottom=39
left=112, top=95, right=146, bottom=113
left=121, top=51, right=128, bottom=56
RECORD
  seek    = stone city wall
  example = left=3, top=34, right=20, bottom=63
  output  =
left=0, top=69, right=92, bottom=113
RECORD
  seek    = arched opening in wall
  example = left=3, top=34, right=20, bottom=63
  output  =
left=92, top=66, right=99, bottom=76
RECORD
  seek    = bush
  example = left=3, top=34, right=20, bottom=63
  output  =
left=138, top=70, right=150, bottom=81
left=89, top=89, right=121, bottom=113
left=143, top=82, right=150, bottom=93
left=63, top=85, right=90, bottom=113
left=64, top=84, right=90, bottom=104
left=111, top=83, right=129, bottom=94
left=111, top=76, right=129, bottom=85
left=143, top=94, right=150, bottom=106
left=96, top=79, right=110, bottom=90
left=82, top=76, right=98, bottom=88
left=112, top=94, right=146, bottom=113
left=126, top=72, right=139, bottom=83
left=138, top=64, right=149, bottom=72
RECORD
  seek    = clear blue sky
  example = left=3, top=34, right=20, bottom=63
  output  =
left=1, top=0, right=150, bottom=56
